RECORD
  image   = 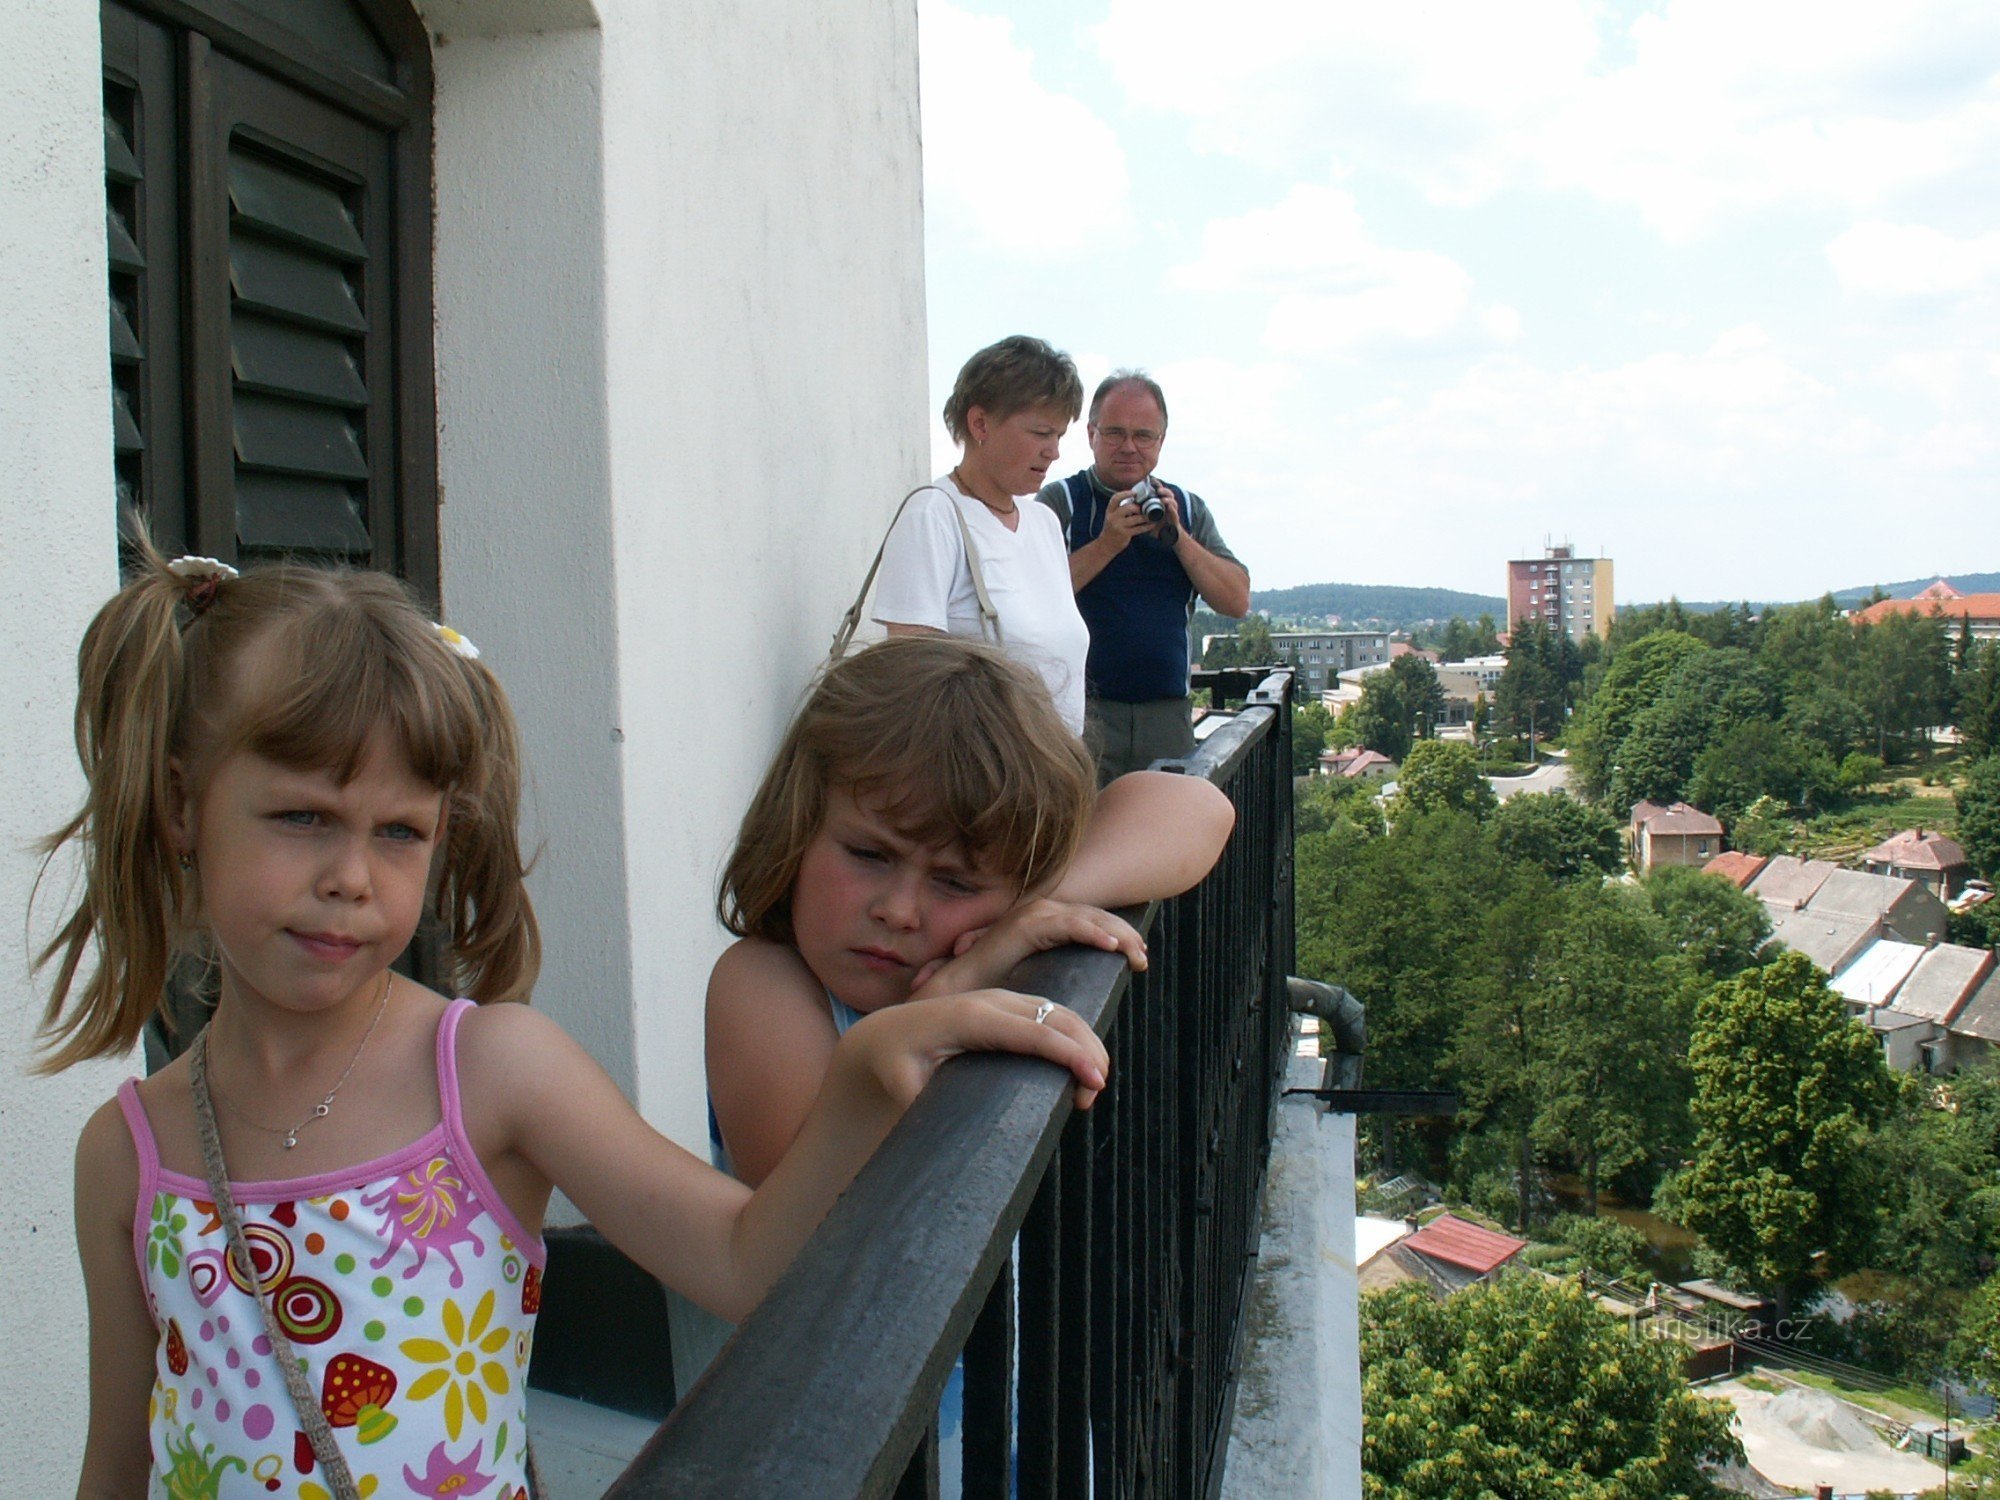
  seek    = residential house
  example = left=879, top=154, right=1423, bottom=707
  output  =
left=1630, top=800, right=1725, bottom=871
left=1749, top=855, right=1840, bottom=911
left=1320, top=747, right=1397, bottom=782
left=1863, top=829, right=1973, bottom=901
left=1806, top=868, right=1950, bottom=945
left=1767, top=908, right=1881, bottom=974
left=1950, top=968, right=2000, bottom=1067
left=1362, top=1213, right=1527, bottom=1297
left=1894, top=945, right=1997, bottom=1073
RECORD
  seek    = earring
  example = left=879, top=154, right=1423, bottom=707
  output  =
left=179, top=852, right=195, bottom=873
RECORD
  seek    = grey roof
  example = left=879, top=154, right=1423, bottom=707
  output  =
left=1891, top=945, right=1996, bottom=1024
left=1750, top=855, right=1839, bottom=911
left=1832, top=938, right=1924, bottom=1008
left=1866, top=1007, right=1934, bottom=1033
left=1767, top=907, right=1879, bottom=973
left=1952, top=970, right=2000, bottom=1043
left=1808, top=868, right=1923, bottom=922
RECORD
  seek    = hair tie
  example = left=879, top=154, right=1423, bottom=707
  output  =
left=432, top=622, right=482, bottom=660
left=166, top=555, right=240, bottom=616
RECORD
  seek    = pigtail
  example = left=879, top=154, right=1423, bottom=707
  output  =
left=438, top=654, right=541, bottom=1004
left=34, top=547, right=205, bottom=1071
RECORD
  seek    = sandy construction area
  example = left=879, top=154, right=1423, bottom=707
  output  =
left=1709, top=1378, right=1945, bottom=1494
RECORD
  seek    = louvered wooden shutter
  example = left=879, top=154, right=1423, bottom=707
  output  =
left=100, top=0, right=434, bottom=595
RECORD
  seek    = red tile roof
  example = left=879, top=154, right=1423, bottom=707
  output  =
left=1850, top=592, right=2000, bottom=627
left=1702, top=851, right=1769, bottom=888
left=1403, top=1214, right=1527, bottom=1275
left=1864, top=829, right=1968, bottom=871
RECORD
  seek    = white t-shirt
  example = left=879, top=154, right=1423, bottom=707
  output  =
left=871, top=474, right=1090, bottom=734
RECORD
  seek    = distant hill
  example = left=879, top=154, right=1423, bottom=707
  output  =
left=1250, top=582, right=1505, bottom=629
left=1625, top=570, right=2000, bottom=614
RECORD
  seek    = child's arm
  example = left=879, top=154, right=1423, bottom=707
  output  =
left=74, top=1100, right=159, bottom=1498
left=909, top=897, right=1146, bottom=1000
left=473, top=991, right=1106, bottom=1324
left=706, top=938, right=845, bottom=1189
left=1052, top=769, right=1235, bottom=907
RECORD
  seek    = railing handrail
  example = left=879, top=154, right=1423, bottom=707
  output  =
left=610, top=677, right=1290, bottom=1497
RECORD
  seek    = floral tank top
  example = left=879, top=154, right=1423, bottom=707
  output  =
left=119, top=999, right=545, bottom=1500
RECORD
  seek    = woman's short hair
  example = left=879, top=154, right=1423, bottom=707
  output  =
left=941, top=335, right=1085, bottom=444
left=719, top=637, right=1096, bottom=943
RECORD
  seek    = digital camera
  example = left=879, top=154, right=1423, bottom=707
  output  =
left=1130, top=476, right=1169, bottom=525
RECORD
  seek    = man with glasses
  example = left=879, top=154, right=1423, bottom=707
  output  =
left=1037, top=370, right=1251, bottom=781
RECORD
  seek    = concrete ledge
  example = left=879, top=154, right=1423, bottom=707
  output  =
left=1220, top=1038, right=1363, bottom=1499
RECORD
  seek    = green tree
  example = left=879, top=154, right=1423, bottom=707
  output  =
left=1295, top=771, right=1384, bottom=840
left=1361, top=1277, right=1741, bottom=1500
left=1549, top=1213, right=1651, bottom=1285
left=1729, top=794, right=1792, bottom=858
left=1958, top=642, right=2000, bottom=761
left=1849, top=608, right=1952, bottom=759
left=1960, top=756, right=2000, bottom=879
left=1637, top=865, right=1771, bottom=982
left=1609, top=648, right=1781, bottom=810
left=1686, top=718, right=1837, bottom=824
left=1202, top=613, right=1273, bottom=669
left=1527, top=887, right=1689, bottom=1211
left=1495, top=619, right=1573, bottom=749
left=1570, top=631, right=1708, bottom=800
left=1667, top=952, right=1895, bottom=1309
left=1347, top=670, right=1415, bottom=761
left=1292, top=700, right=1336, bottom=775
left=1492, top=791, right=1624, bottom=882
left=1951, top=1272, right=2000, bottom=1396
left=1390, top=740, right=1496, bottom=825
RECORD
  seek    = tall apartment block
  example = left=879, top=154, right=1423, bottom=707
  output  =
left=1506, top=544, right=1613, bottom=642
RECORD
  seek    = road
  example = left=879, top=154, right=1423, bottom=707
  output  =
left=1488, top=756, right=1572, bottom=802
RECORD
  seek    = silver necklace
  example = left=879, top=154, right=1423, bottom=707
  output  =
left=215, top=970, right=394, bottom=1149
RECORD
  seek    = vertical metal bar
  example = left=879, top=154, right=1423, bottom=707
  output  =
left=962, top=1254, right=1015, bottom=1498
left=893, top=1424, right=941, bottom=1500
left=1056, top=1110, right=1093, bottom=1490
left=1017, top=1151, right=1061, bottom=1499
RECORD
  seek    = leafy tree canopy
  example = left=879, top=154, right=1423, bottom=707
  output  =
left=1492, top=791, right=1624, bottom=882
left=1570, top=631, right=1709, bottom=800
left=1361, top=1277, right=1741, bottom=1500
left=1667, top=952, right=1895, bottom=1301
left=1960, top=755, right=2000, bottom=879
left=1637, top=865, right=1771, bottom=982
left=1391, top=741, right=1496, bottom=825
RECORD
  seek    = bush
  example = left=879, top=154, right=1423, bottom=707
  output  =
left=1549, top=1213, right=1651, bottom=1285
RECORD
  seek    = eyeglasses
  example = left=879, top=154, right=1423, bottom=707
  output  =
left=1095, top=425, right=1162, bottom=449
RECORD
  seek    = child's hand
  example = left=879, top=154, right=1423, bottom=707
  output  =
left=841, top=990, right=1111, bottom=1113
left=910, top=898, right=1145, bottom=997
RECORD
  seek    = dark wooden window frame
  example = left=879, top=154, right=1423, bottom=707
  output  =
left=103, top=0, right=438, bottom=606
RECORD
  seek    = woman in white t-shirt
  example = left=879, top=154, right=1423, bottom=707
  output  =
left=872, top=336, right=1092, bottom=734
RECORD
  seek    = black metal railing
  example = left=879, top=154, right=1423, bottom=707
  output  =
left=609, top=670, right=1295, bottom=1498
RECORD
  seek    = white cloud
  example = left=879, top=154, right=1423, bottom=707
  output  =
left=1173, top=185, right=1505, bottom=354
left=1091, top=0, right=2000, bottom=237
left=919, top=1, right=1130, bottom=256
left=1828, top=220, right=2000, bottom=296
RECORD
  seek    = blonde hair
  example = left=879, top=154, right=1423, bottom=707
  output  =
left=720, top=638, right=1096, bottom=943
left=35, top=536, right=541, bottom=1071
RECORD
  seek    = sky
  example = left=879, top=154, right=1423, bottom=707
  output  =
left=917, top=0, right=2000, bottom=607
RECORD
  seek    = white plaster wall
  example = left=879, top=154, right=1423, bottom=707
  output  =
left=425, top=11, right=639, bottom=1104
left=596, top=0, right=931, bottom=1144
left=0, top=5, right=132, bottom=1489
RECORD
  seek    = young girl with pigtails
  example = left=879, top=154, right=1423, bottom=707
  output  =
left=44, top=542, right=1109, bottom=1499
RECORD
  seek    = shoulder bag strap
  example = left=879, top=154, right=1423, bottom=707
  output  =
left=191, top=1032, right=364, bottom=1500
left=829, top=484, right=1002, bottom=660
